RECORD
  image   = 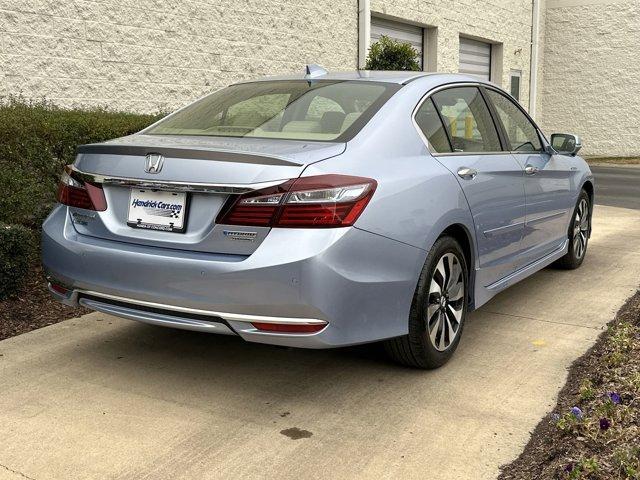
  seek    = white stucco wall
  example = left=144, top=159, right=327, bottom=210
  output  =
left=2, top=1, right=637, bottom=157
left=0, top=0, right=358, bottom=113
left=1, top=0, right=538, bottom=114
left=540, top=0, right=640, bottom=156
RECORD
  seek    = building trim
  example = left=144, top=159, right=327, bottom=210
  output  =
left=529, top=0, right=541, bottom=118
left=358, top=0, right=371, bottom=68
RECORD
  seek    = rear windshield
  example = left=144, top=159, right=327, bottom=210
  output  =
left=145, top=80, right=400, bottom=142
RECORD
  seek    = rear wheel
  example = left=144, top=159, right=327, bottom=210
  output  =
left=555, top=190, right=591, bottom=270
left=385, top=236, right=468, bottom=369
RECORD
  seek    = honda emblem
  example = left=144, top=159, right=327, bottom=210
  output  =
left=145, top=153, right=164, bottom=174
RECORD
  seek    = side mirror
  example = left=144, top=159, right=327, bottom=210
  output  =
left=550, top=133, right=582, bottom=156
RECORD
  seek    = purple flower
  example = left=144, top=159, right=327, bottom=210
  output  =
left=608, top=392, right=621, bottom=405
left=571, top=406, right=583, bottom=419
left=551, top=413, right=560, bottom=422
left=599, top=418, right=611, bottom=430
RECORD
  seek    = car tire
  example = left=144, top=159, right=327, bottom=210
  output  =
left=554, top=190, right=591, bottom=270
left=385, top=236, right=468, bottom=369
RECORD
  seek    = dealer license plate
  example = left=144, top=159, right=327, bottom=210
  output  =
left=127, top=189, right=188, bottom=233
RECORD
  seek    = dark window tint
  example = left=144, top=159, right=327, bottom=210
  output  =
left=486, top=89, right=542, bottom=152
left=432, top=87, right=501, bottom=153
left=414, top=98, right=451, bottom=153
left=510, top=73, right=521, bottom=101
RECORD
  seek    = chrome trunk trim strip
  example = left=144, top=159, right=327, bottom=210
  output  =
left=69, top=165, right=286, bottom=194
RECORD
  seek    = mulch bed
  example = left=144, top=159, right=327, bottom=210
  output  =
left=499, top=291, right=640, bottom=479
left=0, top=264, right=88, bottom=341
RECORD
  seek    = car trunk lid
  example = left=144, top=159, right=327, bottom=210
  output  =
left=69, top=134, right=345, bottom=255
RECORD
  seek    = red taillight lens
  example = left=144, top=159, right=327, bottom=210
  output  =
left=251, top=322, right=327, bottom=333
left=57, top=166, right=107, bottom=211
left=50, top=282, right=70, bottom=295
left=217, top=175, right=376, bottom=228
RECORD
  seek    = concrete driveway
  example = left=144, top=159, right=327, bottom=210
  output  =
left=1, top=204, right=639, bottom=480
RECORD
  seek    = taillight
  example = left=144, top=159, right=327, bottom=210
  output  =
left=50, top=282, right=70, bottom=295
left=57, top=166, right=107, bottom=211
left=217, top=175, right=376, bottom=228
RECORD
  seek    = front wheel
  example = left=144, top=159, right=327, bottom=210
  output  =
left=385, top=236, right=468, bottom=369
left=554, top=190, right=591, bottom=270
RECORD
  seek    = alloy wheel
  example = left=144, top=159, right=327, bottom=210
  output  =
left=573, top=198, right=590, bottom=259
left=427, top=253, right=465, bottom=352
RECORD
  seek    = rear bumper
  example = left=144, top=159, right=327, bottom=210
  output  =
left=42, top=206, right=425, bottom=348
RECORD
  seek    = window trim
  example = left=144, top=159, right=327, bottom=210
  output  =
left=480, top=85, right=546, bottom=155
left=411, top=82, right=506, bottom=156
left=411, top=81, right=549, bottom=156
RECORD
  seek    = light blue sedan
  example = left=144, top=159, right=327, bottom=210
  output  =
left=42, top=67, right=593, bottom=368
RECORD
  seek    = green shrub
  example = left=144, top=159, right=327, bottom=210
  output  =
left=365, top=35, right=421, bottom=71
left=0, top=223, right=36, bottom=300
left=0, top=98, right=163, bottom=228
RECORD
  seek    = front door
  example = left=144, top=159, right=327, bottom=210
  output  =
left=426, top=86, right=526, bottom=286
left=484, top=88, right=573, bottom=264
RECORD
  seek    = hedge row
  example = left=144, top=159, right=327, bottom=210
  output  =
left=0, top=223, right=36, bottom=300
left=0, top=98, right=162, bottom=228
left=0, top=98, right=163, bottom=299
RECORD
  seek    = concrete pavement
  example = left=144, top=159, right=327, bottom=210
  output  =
left=1, top=205, right=639, bottom=480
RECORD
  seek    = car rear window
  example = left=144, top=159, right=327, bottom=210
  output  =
left=145, top=80, right=400, bottom=142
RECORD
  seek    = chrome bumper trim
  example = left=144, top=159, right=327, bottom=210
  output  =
left=76, top=289, right=328, bottom=325
left=78, top=297, right=237, bottom=335
left=68, top=165, right=286, bottom=194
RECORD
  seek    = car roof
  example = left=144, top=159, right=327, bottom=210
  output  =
left=235, top=70, right=490, bottom=86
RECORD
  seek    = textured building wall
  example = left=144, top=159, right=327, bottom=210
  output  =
left=0, top=0, right=358, bottom=113
left=1, top=0, right=538, bottom=114
left=540, top=0, right=640, bottom=156
left=370, top=0, right=536, bottom=110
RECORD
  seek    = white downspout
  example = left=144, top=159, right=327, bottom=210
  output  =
left=358, top=0, right=371, bottom=69
left=529, top=0, right=541, bottom=118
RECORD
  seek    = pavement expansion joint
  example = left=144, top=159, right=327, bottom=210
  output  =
left=0, top=462, right=36, bottom=480
left=482, top=310, right=604, bottom=331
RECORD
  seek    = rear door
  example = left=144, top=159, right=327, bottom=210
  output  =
left=483, top=88, right=574, bottom=263
left=418, top=86, right=526, bottom=285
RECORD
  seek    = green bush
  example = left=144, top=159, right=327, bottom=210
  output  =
left=365, top=35, right=421, bottom=71
left=0, top=223, right=36, bottom=300
left=0, top=98, right=163, bottom=228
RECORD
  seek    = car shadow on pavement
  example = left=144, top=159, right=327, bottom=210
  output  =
left=54, top=238, right=615, bottom=414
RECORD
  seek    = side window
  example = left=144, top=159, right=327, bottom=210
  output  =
left=486, top=90, right=542, bottom=152
left=414, top=98, right=452, bottom=153
left=432, top=87, right=501, bottom=153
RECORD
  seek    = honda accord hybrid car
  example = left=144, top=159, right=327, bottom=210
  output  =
left=42, top=67, right=593, bottom=368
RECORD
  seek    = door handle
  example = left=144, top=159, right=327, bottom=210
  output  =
left=457, top=167, right=477, bottom=179
left=525, top=165, right=539, bottom=175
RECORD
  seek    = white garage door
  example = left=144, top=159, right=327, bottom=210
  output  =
left=371, top=17, right=423, bottom=69
left=459, top=37, right=491, bottom=80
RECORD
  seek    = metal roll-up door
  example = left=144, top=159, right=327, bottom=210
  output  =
left=459, top=37, right=491, bottom=80
left=371, top=17, right=423, bottom=69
